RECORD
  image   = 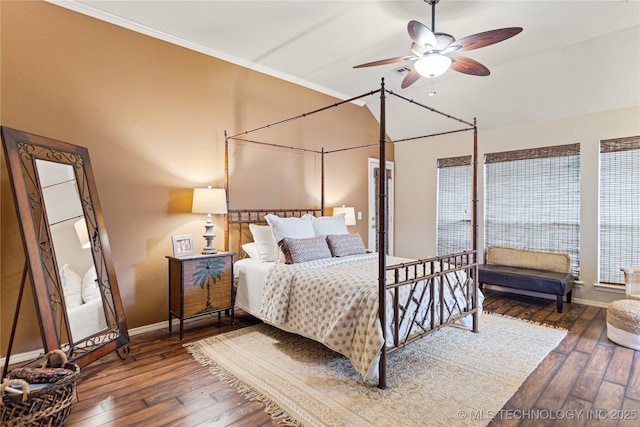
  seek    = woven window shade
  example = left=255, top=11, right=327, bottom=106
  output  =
left=436, top=155, right=472, bottom=256
left=599, top=136, right=640, bottom=284
left=484, top=144, right=581, bottom=277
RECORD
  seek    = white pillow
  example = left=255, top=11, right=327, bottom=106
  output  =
left=264, top=214, right=315, bottom=262
left=249, top=224, right=276, bottom=262
left=60, top=264, right=83, bottom=308
left=241, top=242, right=260, bottom=260
left=264, top=214, right=315, bottom=241
left=312, top=213, right=348, bottom=236
left=82, top=265, right=100, bottom=303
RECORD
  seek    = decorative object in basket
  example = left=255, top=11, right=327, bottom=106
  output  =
left=1, top=349, right=80, bottom=427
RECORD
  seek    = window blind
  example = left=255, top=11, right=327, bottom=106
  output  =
left=484, top=144, right=581, bottom=277
left=436, top=155, right=472, bottom=256
left=599, top=136, right=640, bottom=284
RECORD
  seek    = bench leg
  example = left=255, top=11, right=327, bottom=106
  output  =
left=556, top=295, right=563, bottom=313
left=566, top=290, right=572, bottom=304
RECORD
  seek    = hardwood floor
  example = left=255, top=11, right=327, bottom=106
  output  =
left=55, top=290, right=638, bottom=426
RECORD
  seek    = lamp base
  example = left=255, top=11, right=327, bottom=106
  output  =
left=201, top=215, right=218, bottom=255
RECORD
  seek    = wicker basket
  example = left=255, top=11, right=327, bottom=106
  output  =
left=1, top=349, right=80, bottom=427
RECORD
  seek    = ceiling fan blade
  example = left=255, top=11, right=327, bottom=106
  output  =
left=408, top=20, right=437, bottom=48
left=450, top=57, right=490, bottom=76
left=450, top=27, right=523, bottom=52
left=401, top=68, right=422, bottom=89
left=353, top=55, right=416, bottom=69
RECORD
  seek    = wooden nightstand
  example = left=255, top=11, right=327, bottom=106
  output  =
left=167, top=252, right=234, bottom=339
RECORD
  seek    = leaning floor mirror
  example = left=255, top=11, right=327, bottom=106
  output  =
left=1, top=126, right=129, bottom=368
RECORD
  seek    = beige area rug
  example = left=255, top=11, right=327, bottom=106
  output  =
left=186, top=314, right=566, bottom=427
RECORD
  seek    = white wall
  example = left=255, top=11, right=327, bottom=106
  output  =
left=394, top=106, right=640, bottom=306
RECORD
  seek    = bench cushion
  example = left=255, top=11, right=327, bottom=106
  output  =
left=478, top=264, right=574, bottom=296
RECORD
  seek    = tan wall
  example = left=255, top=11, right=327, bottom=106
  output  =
left=395, top=106, right=640, bottom=305
left=0, top=1, right=389, bottom=355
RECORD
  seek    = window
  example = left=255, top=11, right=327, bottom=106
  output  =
left=599, top=136, right=640, bottom=284
left=484, top=144, right=581, bottom=277
left=436, top=155, right=472, bottom=256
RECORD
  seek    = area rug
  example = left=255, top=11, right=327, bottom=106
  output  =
left=185, top=313, right=566, bottom=427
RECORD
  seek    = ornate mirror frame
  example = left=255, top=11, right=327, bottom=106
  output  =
left=1, top=126, right=129, bottom=367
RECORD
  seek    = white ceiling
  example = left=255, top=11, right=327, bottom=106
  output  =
left=48, top=0, right=639, bottom=138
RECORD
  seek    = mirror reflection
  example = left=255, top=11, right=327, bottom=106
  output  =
left=37, top=159, right=108, bottom=343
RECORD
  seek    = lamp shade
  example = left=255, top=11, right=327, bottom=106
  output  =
left=333, top=206, right=356, bottom=226
left=415, top=54, right=452, bottom=78
left=192, top=187, right=228, bottom=215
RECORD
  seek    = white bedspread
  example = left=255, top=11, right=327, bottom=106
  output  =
left=258, top=253, right=480, bottom=380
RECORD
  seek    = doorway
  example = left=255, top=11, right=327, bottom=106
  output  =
left=368, top=158, right=394, bottom=255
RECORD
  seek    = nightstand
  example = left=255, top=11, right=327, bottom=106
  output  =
left=167, top=252, right=234, bottom=339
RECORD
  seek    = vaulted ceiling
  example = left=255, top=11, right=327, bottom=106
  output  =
left=48, top=0, right=639, bottom=139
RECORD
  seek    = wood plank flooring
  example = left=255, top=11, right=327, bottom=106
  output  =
left=51, top=290, right=639, bottom=426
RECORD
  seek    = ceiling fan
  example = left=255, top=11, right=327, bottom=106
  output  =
left=353, top=0, right=523, bottom=89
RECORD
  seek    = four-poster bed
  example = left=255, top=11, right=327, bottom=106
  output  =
left=222, top=79, right=480, bottom=389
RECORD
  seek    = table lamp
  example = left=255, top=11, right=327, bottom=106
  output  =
left=333, top=205, right=356, bottom=226
left=191, top=187, right=227, bottom=254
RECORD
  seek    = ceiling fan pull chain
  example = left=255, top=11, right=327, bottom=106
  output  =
left=429, top=78, right=437, bottom=97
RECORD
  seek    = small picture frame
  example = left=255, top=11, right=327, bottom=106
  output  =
left=172, top=234, right=195, bottom=257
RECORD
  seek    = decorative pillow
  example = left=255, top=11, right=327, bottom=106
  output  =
left=279, top=236, right=332, bottom=264
left=249, top=224, right=276, bottom=262
left=60, top=264, right=83, bottom=308
left=311, top=213, right=348, bottom=236
left=82, top=265, right=100, bottom=303
left=241, top=242, right=260, bottom=259
left=326, top=233, right=367, bottom=257
left=264, top=214, right=315, bottom=262
left=9, top=366, right=76, bottom=384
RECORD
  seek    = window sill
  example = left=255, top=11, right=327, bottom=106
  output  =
left=594, top=283, right=626, bottom=294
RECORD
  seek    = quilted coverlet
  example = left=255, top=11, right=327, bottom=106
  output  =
left=259, top=253, right=472, bottom=380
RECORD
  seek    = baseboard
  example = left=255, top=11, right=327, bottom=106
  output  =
left=0, top=319, right=177, bottom=367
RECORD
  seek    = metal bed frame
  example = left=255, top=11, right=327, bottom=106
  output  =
left=222, top=78, right=480, bottom=389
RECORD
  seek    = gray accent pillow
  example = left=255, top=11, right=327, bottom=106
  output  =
left=326, top=233, right=366, bottom=257
left=279, top=236, right=332, bottom=264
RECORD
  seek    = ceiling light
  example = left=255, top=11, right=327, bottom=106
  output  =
left=415, top=54, right=452, bottom=78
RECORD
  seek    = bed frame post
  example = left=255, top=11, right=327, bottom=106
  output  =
left=472, top=119, right=478, bottom=254
left=472, top=118, right=479, bottom=332
left=321, top=147, right=325, bottom=215
left=377, top=78, right=387, bottom=389
left=224, top=131, right=230, bottom=252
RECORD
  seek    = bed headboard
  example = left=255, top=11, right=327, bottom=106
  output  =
left=224, top=208, right=323, bottom=258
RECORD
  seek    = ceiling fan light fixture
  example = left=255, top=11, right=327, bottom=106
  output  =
left=415, top=54, right=452, bottom=78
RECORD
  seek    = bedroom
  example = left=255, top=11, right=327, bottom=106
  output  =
left=1, top=0, right=639, bottom=425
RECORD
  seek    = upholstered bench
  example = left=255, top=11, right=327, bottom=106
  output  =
left=478, top=246, right=575, bottom=312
